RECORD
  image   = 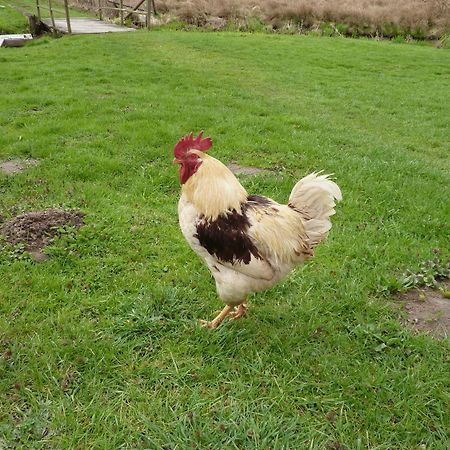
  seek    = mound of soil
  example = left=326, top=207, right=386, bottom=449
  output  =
left=0, top=209, right=84, bottom=253
left=397, top=282, right=450, bottom=339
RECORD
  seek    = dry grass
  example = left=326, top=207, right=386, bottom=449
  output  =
left=155, top=0, right=450, bottom=38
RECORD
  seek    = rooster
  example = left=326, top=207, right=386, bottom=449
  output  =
left=173, top=132, right=342, bottom=329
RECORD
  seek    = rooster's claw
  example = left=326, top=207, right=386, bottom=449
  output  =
left=199, top=319, right=215, bottom=329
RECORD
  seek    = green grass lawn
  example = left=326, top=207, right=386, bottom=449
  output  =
left=1, top=31, right=449, bottom=448
left=0, top=3, right=28, bottom=34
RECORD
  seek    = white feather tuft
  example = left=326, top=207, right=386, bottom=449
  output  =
left=289, top=172, right=342, bottom=245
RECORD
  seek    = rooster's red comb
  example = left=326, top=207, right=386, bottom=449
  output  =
left=174, top=131, right=212, bottom=159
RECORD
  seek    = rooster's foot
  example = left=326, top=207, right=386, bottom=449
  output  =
left=229, top=302, right=248, bottom=320
left=199, top=305, right=234, bottom=329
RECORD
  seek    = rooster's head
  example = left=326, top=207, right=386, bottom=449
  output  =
left=173, top=131, right=212, bottom=184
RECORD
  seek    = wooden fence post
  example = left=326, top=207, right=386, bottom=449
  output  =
left=98, top=0, right=102, bottom=20
left=119, top=0, right=123, bottom=25
left=35, top=0, right=41, bottom=20
left=146, top=0, right=150, bottom=29
left=48, top=0, right=56, bottom=29
left=63, top=0, right=72, bottom=33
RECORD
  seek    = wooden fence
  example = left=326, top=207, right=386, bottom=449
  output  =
left=34, top=0, right=156, bottom=33
left=96, top=0, right=156, bottom=29
left=35, top=0, right=72, bottom=33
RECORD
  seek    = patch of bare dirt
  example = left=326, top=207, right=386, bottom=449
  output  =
left=0, top=209, right=84, bottom=258
left=397, top=282, right=450, bottom=339
left=227, top=161, right=269, bottom=176
left=0, top=159, right=39, bottom=175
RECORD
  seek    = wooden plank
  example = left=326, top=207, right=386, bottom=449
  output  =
left=42, top=18, right=136, bottom=34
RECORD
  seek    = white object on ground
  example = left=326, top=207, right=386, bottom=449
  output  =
left=0, top=34, right=33, bottom=47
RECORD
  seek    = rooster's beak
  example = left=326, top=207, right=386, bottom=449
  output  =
left=173, top=158, right=182, bottom=164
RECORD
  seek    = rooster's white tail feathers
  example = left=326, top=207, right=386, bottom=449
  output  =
left=289, top=172, right=342, bottom=246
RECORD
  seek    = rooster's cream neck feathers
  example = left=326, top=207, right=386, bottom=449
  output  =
left=182, top=151, right=247, bottom=220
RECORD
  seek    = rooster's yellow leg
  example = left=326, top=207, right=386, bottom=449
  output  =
left=199, top=305, right=234, bottom=329
left=229, top=302, right=248, bottom=319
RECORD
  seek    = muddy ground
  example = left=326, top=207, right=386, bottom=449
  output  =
left=0, top=159, right=39, bottom=175
left=397, top=282, right=450, bottom=339
left=227, top=161, right=269, bottom=176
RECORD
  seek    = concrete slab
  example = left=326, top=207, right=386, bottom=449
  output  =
left=43, top=17, right=136, bottom=34
left=0, top=33, right=33, bottom=47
